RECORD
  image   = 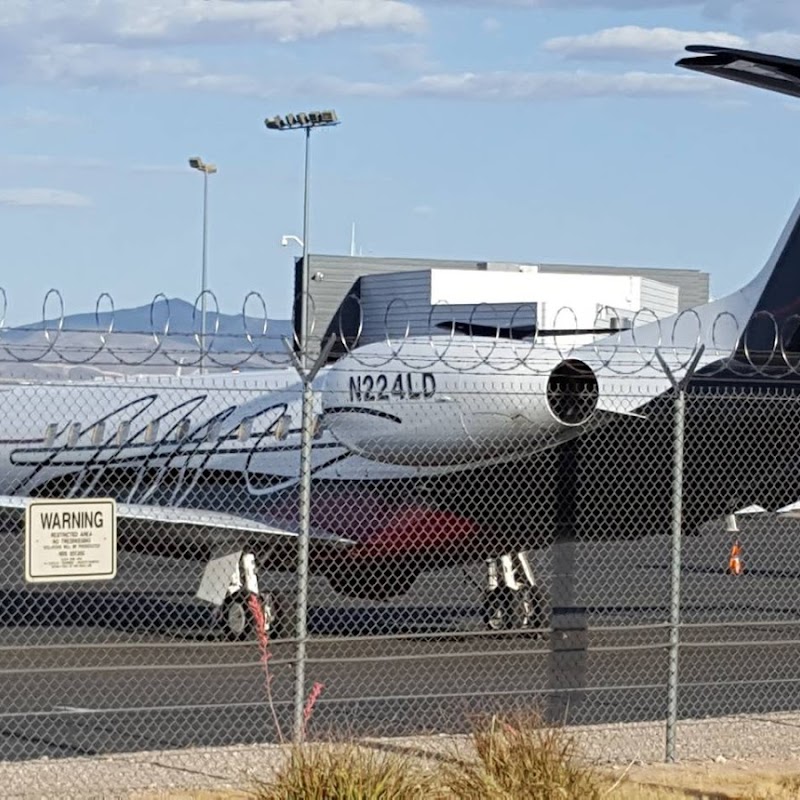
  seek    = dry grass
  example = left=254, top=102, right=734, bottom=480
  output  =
left=138, top=715, right=800, bottom=799
left=600, top=763, right=800, bottom=799
left=252, top=712, right=603, bottom=799
left=249, top=741, right=438, bottom=799
left=439, top=711, right=603, bottom=799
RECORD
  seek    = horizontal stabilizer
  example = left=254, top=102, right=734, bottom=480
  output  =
left=734, top=504, right=767, bottom=515
left=777, top=501, right=800, bottom=518
left=677, top=46, right=800, bottom=99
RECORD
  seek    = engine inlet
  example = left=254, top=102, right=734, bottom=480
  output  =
left=546, top=359, right=599, bottom=426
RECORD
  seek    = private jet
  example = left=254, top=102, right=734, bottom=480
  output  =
left=2, top=43, right=800, bottom=639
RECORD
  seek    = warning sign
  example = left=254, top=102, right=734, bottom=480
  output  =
left=25, top=498, right=117, bottom=583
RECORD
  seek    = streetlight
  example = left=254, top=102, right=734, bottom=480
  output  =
left=188, top=156, right=217, bottom=375
left=264, top=109, right=339, bottom=745
left=264, top=110, right=340, bottom=366
left=281, top=234, right=304, bottom=248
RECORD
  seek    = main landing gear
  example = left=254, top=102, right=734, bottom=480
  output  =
left=196, top=551, right=282, bottom=641
left=483, top=551, right=548, bottom=633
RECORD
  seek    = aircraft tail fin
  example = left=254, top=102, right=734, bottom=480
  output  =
left=677, top=46, right=800, bottom=356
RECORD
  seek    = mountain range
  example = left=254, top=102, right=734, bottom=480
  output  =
left=0, top=298, right=294, bottom=380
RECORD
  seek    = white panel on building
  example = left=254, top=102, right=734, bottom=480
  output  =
left=359, top=268, right=680, bottom=347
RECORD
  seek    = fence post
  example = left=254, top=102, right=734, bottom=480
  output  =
left=284, top=334, right=336, bottom=744
left=665, top=384, right=685, bottom=762
left=547, top=439, right=588, bottom=724
left=656, top=345, right=704, bottom=763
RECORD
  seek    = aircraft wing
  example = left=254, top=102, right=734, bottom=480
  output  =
left=677, top=45, right=800, bottom=99
left=0, top=495, right=354, bottom=561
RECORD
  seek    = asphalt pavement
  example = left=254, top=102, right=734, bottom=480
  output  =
left=1, top=514, right=800, bottom=761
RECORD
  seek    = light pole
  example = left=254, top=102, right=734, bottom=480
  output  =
left=264, top=109, right=339, bottom=745
left=188, top=156, right=217, bottom=375
left=264, top=110, right=339, bottom=367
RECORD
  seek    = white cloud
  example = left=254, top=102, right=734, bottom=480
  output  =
left=752, top=32, right=800, bottom=57
left=0, top=188, right=91, bottom=208
left=544, top=26, right=746, bottom=60
left=8, top=41, right=722, bottom=102
left=416, top=0, right=697, bottom=8
left=290, top=68, right=719, bottom=100
left=405, top=69, right=715, bottom=100
left=418, top=1, right=800, bottom=30
left=0, top=1, right=766, bottom=104
left=0, top=108, right=79, bottom=127
left=0, top=0, right=426, bottom=92
left=14, top=41, right=262, bottom=94
left=0, top=154, right=190, bottom=175
left=413, top=204, right=434, bottom=215
left=482, top=17, right=502, bottom=33
left=543, top=26, right=800, bottom=64
left=290, top=74, right=394, bottom=97
left=0, top=0, right=425, bottom=47
left=0, top=154, right=109, bottom=170
left=423, top=0, right=682, bottom=4
left=369, top=42, right=434, bottom=72
left=129, top=163, right=190, bottom=175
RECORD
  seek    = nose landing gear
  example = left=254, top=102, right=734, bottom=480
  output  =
left=197, top=550, right=283, bottom=641
left=483, top=551, right=548, bottom=633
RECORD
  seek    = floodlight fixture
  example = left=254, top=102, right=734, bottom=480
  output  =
left=264, top=110, right=339, bottom=131
left=188, top=156, right=217, bottom=174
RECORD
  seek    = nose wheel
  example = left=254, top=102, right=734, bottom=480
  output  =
left=484, top=584, right=548, bottom=631
left=219, top=590, right=282, bottom=641
left=222, top=593, right=249, bottom=639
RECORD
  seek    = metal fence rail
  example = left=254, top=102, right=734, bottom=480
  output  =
left=1, top=296, right=800, bottom=774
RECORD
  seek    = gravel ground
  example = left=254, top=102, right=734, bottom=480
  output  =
left=5, top=712, right=800, bottom=799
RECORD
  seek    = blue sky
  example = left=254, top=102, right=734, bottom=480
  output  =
left=2, top=0, right=800, bottom=327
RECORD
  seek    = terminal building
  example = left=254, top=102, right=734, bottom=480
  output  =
left=294, top=254, right=710, bottom=360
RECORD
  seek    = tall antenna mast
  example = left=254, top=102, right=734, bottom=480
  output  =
left=350, top=222, right=356, bottom=257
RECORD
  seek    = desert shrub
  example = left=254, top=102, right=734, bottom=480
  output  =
left=440, top=711, right=602, bottom=800
left=252, top=741, right=437, bottom=799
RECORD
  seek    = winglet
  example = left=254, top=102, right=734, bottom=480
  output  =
left=676, top=45, right=800, bottom=100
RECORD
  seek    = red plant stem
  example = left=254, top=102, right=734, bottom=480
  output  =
left=247, top=593, right=284, bottom=743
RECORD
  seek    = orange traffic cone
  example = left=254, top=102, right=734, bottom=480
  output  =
left=728, top=540, right=743, bottom=575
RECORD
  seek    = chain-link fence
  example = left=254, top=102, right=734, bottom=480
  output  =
left=2, top=294, right=800, bottom=778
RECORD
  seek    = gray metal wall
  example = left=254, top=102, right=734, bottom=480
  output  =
left=294, top=254, right=710, bottom=360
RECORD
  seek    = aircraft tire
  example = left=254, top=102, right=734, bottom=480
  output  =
left=483, top=585, right=548, bottom=634
left=220, top=594, right=251, bottom=641
left=218, top=591, right=285, bottom=642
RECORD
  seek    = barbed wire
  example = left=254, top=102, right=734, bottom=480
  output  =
left=3, top=287, right=800, bottom=379
left=0, top=289, right=289, bottom=371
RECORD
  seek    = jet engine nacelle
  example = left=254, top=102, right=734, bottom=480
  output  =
left=320, top=340, right=600, bottom=467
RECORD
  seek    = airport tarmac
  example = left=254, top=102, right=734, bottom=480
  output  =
left=1, top=516, right=799, bottom=761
